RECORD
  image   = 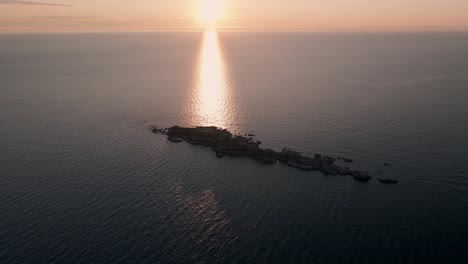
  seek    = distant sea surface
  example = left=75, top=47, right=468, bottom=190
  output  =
left=1, top=31, right=468, bottom=263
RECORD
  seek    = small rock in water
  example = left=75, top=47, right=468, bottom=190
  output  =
left=379, top=178, right=399, bottom=184
left=352, top=171, right=372, bottom=182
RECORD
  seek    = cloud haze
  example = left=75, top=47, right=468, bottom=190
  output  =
left=1, top=0, right=467, bottom=32
left=0, top=0, right=69, bottom=6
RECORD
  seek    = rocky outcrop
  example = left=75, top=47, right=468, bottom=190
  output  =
left=149, top=126, right=398, bottom=184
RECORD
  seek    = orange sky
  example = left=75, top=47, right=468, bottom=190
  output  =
left=1, top=0, right=468, bottom=32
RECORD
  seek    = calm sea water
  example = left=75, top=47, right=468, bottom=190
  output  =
left=1, top=31, right=468, bottom=263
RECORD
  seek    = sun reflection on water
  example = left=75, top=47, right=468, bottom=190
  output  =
left=185, top=29, right=239, bottom=129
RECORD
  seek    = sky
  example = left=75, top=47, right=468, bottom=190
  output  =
left=1, top=0, right=468, bottom=32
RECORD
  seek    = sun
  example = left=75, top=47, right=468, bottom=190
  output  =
left=199, top=0, right=222, bottom=24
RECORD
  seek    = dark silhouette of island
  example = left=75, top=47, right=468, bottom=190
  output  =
left=150, top=126, right=398, bottom=184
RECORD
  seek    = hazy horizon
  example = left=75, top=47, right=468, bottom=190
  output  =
left=1, top=0, right=468, bottom=32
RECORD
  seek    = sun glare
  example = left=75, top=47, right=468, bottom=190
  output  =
left=199, top=0, right=222, bottom=24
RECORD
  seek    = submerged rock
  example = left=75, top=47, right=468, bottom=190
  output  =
left=336, top=166, right=351, bottom=176
left=323, top=166, right=338, bottom=176
left=168, top=136, right=182, bottom=143
left=287, top=160, right=300, bottom=168
left=298, top=164, right=314, bottom=171
left=351, top=171, right=372, bottom=182
left=379, top=178, right=399, bottom=184
left=150, top=126, right=168, bottom=134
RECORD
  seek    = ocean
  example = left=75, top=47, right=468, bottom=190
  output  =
left=1, top=31, right=468, bottom=263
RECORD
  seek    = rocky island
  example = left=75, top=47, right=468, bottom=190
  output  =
left=151, top=125, right=398, bottom=184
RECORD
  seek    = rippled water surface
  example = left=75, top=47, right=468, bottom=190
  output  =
left=1, top=31, right=468, bottom=263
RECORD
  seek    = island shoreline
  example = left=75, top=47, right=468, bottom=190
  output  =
left=151, top=125, right=398, bottom=184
